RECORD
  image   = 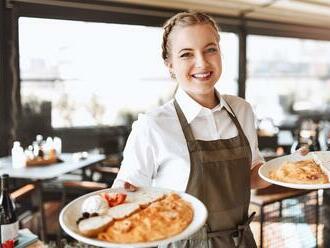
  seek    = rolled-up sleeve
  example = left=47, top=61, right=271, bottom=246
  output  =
left=112, top=114, right=155, bottom=188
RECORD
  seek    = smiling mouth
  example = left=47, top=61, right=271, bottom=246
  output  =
left=192, top=71, right=212, bottom=79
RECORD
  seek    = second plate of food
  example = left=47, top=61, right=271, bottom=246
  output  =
left=259, top=151, right=330, bottom=189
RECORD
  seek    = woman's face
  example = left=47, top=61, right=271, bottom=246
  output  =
left=167, top=24, right=222, bottom=97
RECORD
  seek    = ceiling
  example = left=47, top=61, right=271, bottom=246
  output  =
left=109, top=0, right=330, bottom=28
left=6, top=0, right=330, bottom=29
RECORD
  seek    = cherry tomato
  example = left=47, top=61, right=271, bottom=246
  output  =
left=102, top=193, right=127, bottom=207
left=2, top=239, right=14, bottom=248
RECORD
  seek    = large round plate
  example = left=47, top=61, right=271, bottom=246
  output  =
left=59, top=187, right=208, bottom=247
left=259, top=151, right=330, bottom=189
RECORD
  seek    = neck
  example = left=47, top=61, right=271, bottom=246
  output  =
left=188, top=90, right=219, bottom=109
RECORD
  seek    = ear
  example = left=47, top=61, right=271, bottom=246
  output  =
left=164, top=58, right=173, bottom=70
left=164, top=59, right=175, bottom=79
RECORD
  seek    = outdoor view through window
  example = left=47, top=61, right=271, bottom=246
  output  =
left=246, top=35, right=330, bottom=126
left=19, top=17, right=238, bottom=128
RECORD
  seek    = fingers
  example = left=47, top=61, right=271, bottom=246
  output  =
left=124, top=182, right=137, bottom=192
left=254, top=161, right=264, bottom=168
left=297, top=146, right=309, bottom=156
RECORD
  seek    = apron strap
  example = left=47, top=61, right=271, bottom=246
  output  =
left=173, top=99, right=196, bottom=142
left=207, top=212, right=256, bottom=246
left=223, top=101, right=248, bottom=144
left=222, top=99, right=252, bottom=163
left=237, top=211, right=256, bottom=232
left=174, top=97, right=251, bottom=158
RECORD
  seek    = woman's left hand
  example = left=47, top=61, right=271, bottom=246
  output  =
left=251, top=146, right=310, bottom=189
left=250, top=162, right=271, bottom=189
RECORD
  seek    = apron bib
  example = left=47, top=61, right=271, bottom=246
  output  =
left=160, top=98, right=257, bottom=248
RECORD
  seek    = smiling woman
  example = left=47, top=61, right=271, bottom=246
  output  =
left=113, top=11, right=268, bottom=248
left=165, top=23, right=222, bottom=108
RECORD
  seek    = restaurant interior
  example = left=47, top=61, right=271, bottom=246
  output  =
left=0, top=0, right=330, bottom=247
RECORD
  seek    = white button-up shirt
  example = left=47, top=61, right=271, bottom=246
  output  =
left=113, top=88, right=264, bottom=191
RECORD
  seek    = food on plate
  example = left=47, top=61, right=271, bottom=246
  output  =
left=81, top=195, right=109, bottom=215
left=97, top=193, right=193, bottom=243
left=75, top=190, right=193, bottom=243
left=101, top=192, right=127, bottom=207
left=76, top=212, right=99, bottom=225
left=77, top=192, right=129, bottom=236
left=78, top=215, right=114, bottom=237
left=312, top=152, right=330, bottom=172
left=128, top=190, right=166, bottom=207
left=269, top=159, right=329, bottom=184
left=107, top=202, right=141, bottom=220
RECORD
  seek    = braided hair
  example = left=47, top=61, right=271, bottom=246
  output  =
left=161, top=11, right=221, bottom=62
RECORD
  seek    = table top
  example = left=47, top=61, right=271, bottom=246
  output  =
left=0, top=153, right=105, bottom=180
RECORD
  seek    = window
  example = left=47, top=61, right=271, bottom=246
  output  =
left=19, top=17, right=239, bottom=127
left=216, top=32, right=239, bottom=95
left=246, top=35, right=330, bottom=125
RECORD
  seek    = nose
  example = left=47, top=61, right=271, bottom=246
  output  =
left=194, top=52, right=208, bottom=68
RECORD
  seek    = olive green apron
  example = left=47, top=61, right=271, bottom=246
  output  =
left=160, top=98, right=257, bottom=248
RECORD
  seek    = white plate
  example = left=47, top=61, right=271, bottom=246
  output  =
left=59, top=187, right=208, bottom=247
left=259, top=151, right=330, bottom=189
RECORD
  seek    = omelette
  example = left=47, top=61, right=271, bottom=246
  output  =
left=97, top=193, right=193, bottom=243
left=269, top=159, right=329, bottom=184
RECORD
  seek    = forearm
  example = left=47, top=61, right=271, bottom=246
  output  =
left=250, top=162, right=271, bottom=189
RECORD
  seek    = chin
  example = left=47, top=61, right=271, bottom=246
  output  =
left=195, top=81, right=216, bottom=90
left=192, top=86, right=215, bottom=95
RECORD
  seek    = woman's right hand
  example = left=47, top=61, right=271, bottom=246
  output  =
left=124, top=181, right=137, bottom=192
left=296, top=146, right=309, bottom=156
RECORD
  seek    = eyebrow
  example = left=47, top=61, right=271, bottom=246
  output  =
left=178, top=42, right=217, bottom=54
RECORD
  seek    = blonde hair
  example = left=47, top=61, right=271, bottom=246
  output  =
left=161, top=11, right=220, bottom=62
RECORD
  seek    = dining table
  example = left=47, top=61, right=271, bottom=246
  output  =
left=0, top=153, right=106, bottom=241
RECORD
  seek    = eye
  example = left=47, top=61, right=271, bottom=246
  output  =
left=206, top=47, right=217, bottom=53
left=180, top=52, right=192, bottom=58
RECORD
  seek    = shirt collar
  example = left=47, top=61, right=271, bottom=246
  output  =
left=216, top=90, right=235, bottom=117
left=174, top=87, right=234, bottom=124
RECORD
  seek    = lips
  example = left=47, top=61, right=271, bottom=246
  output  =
left=191, top=71, right=212, bottom=80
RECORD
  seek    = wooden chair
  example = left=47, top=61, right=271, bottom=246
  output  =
left=89, top=154, right=121, bottom=185
left=60, top=154, right=122, bottom=205
left=10, top=183, right=39, bottom=230
left=11, top=183, right=36, bottom=200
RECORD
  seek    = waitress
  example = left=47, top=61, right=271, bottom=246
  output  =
left=113, top=11, right=269, bottom=247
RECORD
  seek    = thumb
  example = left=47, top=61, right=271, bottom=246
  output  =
left=124, top=181, right=137, bottom=192
left=296, top=145, right=309, bottom=156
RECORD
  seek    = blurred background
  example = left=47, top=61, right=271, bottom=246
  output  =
left=1, top=0, right=330, bottom=157
left=0, top=0, right=330, bottom=247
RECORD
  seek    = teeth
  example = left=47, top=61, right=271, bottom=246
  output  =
left=193, top=72, right=211, bottom=78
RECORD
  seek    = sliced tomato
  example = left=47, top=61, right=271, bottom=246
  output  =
left=2, top=240, right=14, bottom=248
left=101, top=193, right=127, bottom=207
left=111, top=193, right=127, bottom=207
